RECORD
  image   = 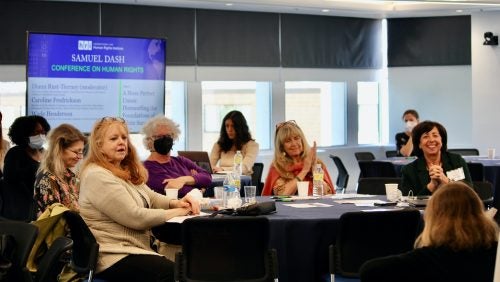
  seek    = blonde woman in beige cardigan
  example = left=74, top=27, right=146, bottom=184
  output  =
left=78, top=117, right=199, bottom=282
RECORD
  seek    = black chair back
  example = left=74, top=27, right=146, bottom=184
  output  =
left=329, top=209, right=421, bottom=278
left=0, top=220, right=38, bottom=282
left=34, top=236, right=73, bottom=282
left=358, top=161, right=397, bottom=178
left=448, top=148, right=480, bottom=156
left=329, top=155, right=349, bottom=193
left=385, top=150, right=398, bottom=158
left=251, top=163, right=264, bottom=196
left=467, top=162, right=484, bottom=182
left=63, top=211, right=99, bottom=282
left=176, top=216, right=278, bottom=282
left=357, top=177, right=402, bottom=195
left=472, top=181, right=494, bottom=208
left=354, top=152, right=375, bottom=161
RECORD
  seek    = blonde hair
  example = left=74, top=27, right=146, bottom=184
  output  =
left=415, top=181, right=498, bottom=250
left=38, top=124, right=86, bottom=180
left=272, top=121, right=311, bottom=178
left=81, top=118, right=147, bottom=185
left=141, top=115, right=180, bottom=151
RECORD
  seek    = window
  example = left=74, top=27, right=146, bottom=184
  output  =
left=0, top=82, right=26, bottom=140
left=357, top=81, right=380, bottom=144
left=285, top=81, right=346, bottom=146
left=201, top=81, right=271, bottom=151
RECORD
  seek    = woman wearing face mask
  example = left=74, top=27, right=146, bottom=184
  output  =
left=142, top=115, right=212, bottom=198
left=2, top=115, right=51, bottom=221
left=395, top=109, right=419, bottom=157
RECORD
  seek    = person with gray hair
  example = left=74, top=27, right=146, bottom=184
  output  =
left=142, top=115, right=211, bottom=198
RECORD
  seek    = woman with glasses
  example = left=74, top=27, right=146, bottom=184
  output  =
left=142, top=115, right=212, bottom=198
left=210, top=110, right=259, bottom=175
left=360, top=181, right=498, bottom=282
left=261, top=120, right=334, bottom=196
left=79, top=117, right=200, bottom=282
left=2, top=115, right=51, bottom=221
left=33, top=123, right=86, bottom=218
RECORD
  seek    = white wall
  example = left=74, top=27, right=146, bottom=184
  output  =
left=471, top=11, right=500, bottom=154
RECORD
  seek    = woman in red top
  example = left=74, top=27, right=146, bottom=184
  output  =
left=262, top=120, right=334, bottom=196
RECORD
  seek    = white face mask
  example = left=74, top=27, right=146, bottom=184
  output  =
left=28, top=134, right=47, bottom=150
left=405, top=121, right=418, bottom=132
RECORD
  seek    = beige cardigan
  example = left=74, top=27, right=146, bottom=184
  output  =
left=79, top=164, right=177, bottom=273
left=209, top=140, right=259, bottom=175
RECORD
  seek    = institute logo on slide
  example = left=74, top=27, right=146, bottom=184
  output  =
left=78, top=40, right=92, bottom=51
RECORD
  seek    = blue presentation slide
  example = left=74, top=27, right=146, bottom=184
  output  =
left=27, top=33, right=166, bottom=133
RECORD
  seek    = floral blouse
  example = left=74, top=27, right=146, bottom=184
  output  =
left=34, top=169, right=80, bottom=218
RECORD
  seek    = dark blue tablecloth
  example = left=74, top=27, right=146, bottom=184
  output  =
left=153, top=195, right=412, bottom=282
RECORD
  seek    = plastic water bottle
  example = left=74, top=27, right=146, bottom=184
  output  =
left=223, top=173, right=242, bottom=209
left=313, top=163, right=324, bottom=197
left=233, top=150, right=243, bottom=191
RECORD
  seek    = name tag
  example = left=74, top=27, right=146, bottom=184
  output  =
left=446, top=167, right=465, bottom=181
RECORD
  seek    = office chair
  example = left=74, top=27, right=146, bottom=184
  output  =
left=251, top=162, right=264, bottom=196
left=354, top=152, right=375, bottom=161
left=467, top=162, right=484, bottom=182
left=472, top=181, right=494, bottom=209
left=175, top=216, right=278, bottom=282
left=329, top=209, right=421, bottom=280
left=0, top=220, right=39, bottom=282
left=329, top=155, right=349, bottom=193
left=356, top=177, right=402, bottom=195
left=358, top=161, right=398, bottom=178
left=448, top=148, right=480, bottom=156
left=385, top=150, right=398, bottom=158
left=34, top=236, right=73, bottom=282
left=63, top=211, right=99, bottom=282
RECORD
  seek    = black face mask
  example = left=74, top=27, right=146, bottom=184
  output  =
left=153, top=136, right=173, bottom=155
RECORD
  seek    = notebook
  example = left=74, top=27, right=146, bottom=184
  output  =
left=406, top=196, right=430, bottom=207
left=177, top=151, right=213, bottom=174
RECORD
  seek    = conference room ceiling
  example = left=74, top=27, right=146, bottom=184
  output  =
left=54, top=0, right=500, bottom=18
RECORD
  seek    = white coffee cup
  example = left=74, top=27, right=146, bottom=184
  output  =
left=488, top=148, right=496, bottom=159
left=385, top=183, right=402, bottom=202
left=297, top=181, right=309, bottom=197
left=165, top=188, right=179, bottom=199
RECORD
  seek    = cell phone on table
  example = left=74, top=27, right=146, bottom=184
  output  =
left=374, top=201, right=397, bottom=207
left=274, top=198, right=294, bottom=202
left=271, top=196, right=291, bottom=199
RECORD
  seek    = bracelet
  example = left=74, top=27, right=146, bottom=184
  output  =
left=295, top=176, right=302, bottom=182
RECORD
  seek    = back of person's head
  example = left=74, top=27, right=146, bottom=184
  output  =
left=273, top=120, right=311, bottom=177
left=217, top=110, right=252, bottom=151
left=411, top=120, right=448, bottom=157
left=8, top=115, right=51, bottom=146
left=141, top=115, right=180, bottom=150
left=415, top=182, right=498, bottom=250
left=82, top=117, right=146, bottom=185
left=402, top=109, right=419, bottom=120
left=39, top=123, right=86, bottom=179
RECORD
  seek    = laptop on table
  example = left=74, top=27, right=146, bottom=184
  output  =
left=177, top=151, right=213, bottom=174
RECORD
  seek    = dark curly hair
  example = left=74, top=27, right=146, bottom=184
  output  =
left=8, top=115, right=50, bottom=146
left=217, top=110, right=253, bottom=152
left=411, top=120, right=447, bottom=158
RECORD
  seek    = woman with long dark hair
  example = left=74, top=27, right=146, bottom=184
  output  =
left=209, top=110, right=259, bottom=175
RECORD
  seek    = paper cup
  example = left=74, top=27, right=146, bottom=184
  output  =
left=297, top=181, right=309, bottom=197
left=385, top=184, right=401, bottom=202
left=488, top=148, right=496, bottom=159
left=165, top=188, right=179, bottom=199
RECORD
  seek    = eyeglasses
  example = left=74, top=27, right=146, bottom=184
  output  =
left=100, top=117, right=126, bottom=123
left=275, top=120, right=298, bottom=130
left=67, top=149, right=84, bottom=158
left=151, top=134, right=172, bottom=140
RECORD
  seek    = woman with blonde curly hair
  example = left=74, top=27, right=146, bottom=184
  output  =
left=261, top=120, right=334, bottom=196
left=360, top=181, right=498, bottom=282
left=79, top=117, right=199, bottom=281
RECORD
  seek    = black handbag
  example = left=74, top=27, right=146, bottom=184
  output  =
left=235, top=201, right=276, bottom=216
